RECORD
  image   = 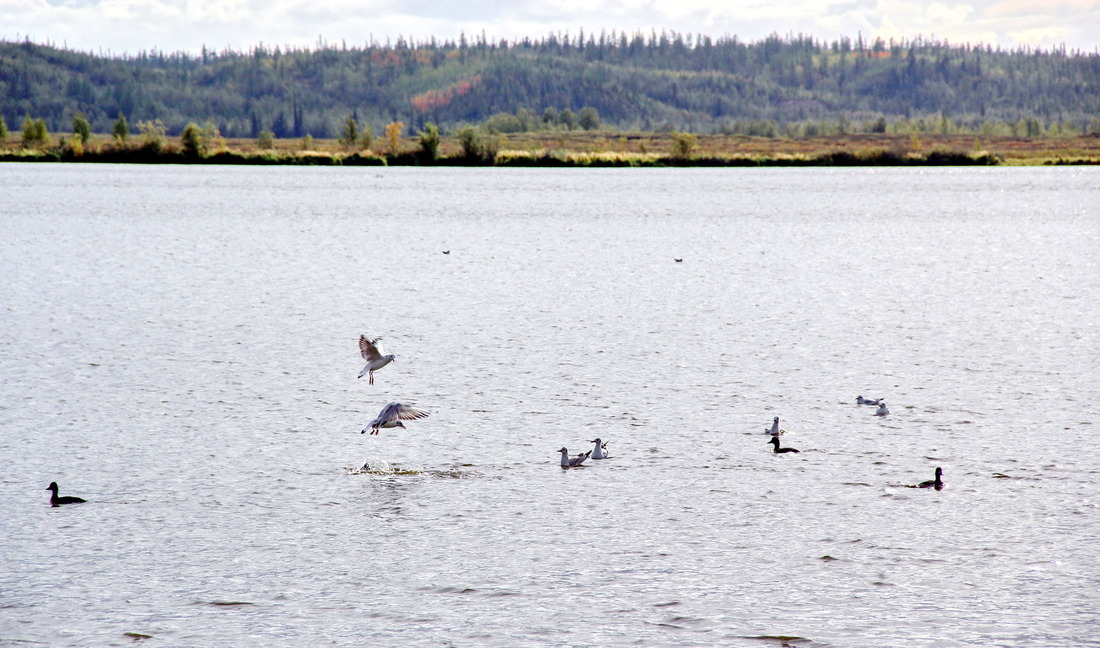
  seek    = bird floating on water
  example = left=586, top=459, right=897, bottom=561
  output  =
left=875, top=401, right=890, bottom=416
left=856, top=395, right=882, bottom=405
left=588, top=438, right=609, bottom=459
left=358, top=335, right=396, bottom=384
left=362, top=402, right=430, bottom=435
left=916, top=467, right=944, bottom=490
left=768, top=437, right=800, bottom=454
left=442, top=250, right=450, bottom=255
left=46, top=482, right=86, bottom=507
left=674, top=258, right=683, bottom=263
left=559, top=447, right=590, bottom=468
left=765, top=416, right=781, bottom=436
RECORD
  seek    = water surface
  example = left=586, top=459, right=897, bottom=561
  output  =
left=1, top=164, right=1098, bottom=647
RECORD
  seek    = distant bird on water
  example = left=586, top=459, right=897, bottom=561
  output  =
left=362, top=402, right=430, bottom=435
left=559, top=447, right=591, bottom=468
left=856, top=395, right=882, bottom=406
left=674, top=258, right=683, bottom=263
left=358, top=335, right=395, bottom=385
left=768, top=437, right=800, bottom=454
left=588, top=438, right=609, bottom=459
left=764, top=416, right=781, bottom=436
left=875, top=401, right=890, bottom=416
left=916, top=467, right=944, bottom=490
left=442, top=250, right=450, bottom=255
left=46, top=482, right=86, bottom=507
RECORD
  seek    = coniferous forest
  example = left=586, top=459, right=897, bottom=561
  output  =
left=1, top=32, right=1098, bottom=141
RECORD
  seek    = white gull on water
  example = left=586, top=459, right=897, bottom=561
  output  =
left=765, top=416, right=780, bottom=435
left=588, top=438, right=608, bottom=459
left=558, top=447, right=590, bottom=468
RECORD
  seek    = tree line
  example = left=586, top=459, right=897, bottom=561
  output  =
left=2, top=32, right=1098, bottom=140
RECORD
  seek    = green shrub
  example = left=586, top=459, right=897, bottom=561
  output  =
left=180, top=122, right=206, bottom=158
left=72, top=112, right=92, bottom=144
left=456, top=126, right=483, bottom=160
left=138, top=120, right=166, bottom=153
left=671, top=131, right=696, bottom=159
left=112, top=113, right=129, bottom=143
left=417, top=123, right=441, bottom=162
left=257, top=130, right=275, bottom=150
left=338, top=114, right=360, bottom=149
left=22, top=116, right=49, bottom=147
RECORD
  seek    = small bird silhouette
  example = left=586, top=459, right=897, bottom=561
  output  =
left=46, top=482, right=86, bottom=507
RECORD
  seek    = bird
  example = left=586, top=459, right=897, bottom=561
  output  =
left=588, top=438, right=608, bottom=459
left=764, top=416, right=781, bottom=436
left=46, top=482, right=86, bottom=507
left=362, top=402, right=429, bottom=435
left=917, top=467, right=944, bottom=490
left=875, top=401, right=890, bottom=416
left=674, top=258, right=683, bottom=263
left=559, top=447, right=590, bottom=468
left=856, top=395, right=881, bottom=405
left=768, top=436, right=800, bottom=453
left=358, top=335, right=396, bottom=384
left=442, top=250, right=450, bottom=255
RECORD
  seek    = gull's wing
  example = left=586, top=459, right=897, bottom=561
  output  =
left=391, top=403, right=430, bottom=422
left=360, top=335, right=384, bottom=361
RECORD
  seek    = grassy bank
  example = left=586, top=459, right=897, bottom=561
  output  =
left=3, top=132, right=1099, bottom=166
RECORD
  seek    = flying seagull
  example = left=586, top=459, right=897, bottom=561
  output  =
left=362, top=402, right=430, bottom=435
left=358, top=335, right=396, bottom=385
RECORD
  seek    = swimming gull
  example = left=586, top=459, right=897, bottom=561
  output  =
left=765, top=416, right=781, bottom=436
left=588, top=438, right=608, bottom=459
left=875, top=401, right=890, bottom=416
left=856, top=395, right=882, bottom=405
left=559, top=447, right=591, bottom=468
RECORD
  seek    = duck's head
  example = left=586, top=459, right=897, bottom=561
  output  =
left=46, top=482, right=58, bottom=491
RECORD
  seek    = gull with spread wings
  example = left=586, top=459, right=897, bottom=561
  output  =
left=358, top=335, right=395, bottom=384
left=362, top=402, right=430, bottom=435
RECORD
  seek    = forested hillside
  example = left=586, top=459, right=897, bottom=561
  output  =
left=2, top=32, right=1098, bottom=138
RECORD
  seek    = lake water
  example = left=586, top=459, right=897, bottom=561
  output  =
left=1, top=163, right=1097, bottom=648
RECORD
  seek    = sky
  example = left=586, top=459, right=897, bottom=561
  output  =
left=3, top=0, right=1099, bottom=56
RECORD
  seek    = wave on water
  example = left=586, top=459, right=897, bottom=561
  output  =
left=346, top=458, right=476, bottom=479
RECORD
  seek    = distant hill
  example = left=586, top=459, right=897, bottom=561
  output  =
left=2, top=33, right=1098, bottom=138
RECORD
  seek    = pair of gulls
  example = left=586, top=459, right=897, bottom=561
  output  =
left=357, top=335, right=431, bottom=435
left=857, top=395, right=890, bottom=416
left=559, top=438, right=609, bottom=467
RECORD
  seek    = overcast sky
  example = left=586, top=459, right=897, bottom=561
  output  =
left=3, top=0, right=1098, bottom=56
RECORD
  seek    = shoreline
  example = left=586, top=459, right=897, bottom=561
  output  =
left=3, top=132, right=1099, bottom=166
